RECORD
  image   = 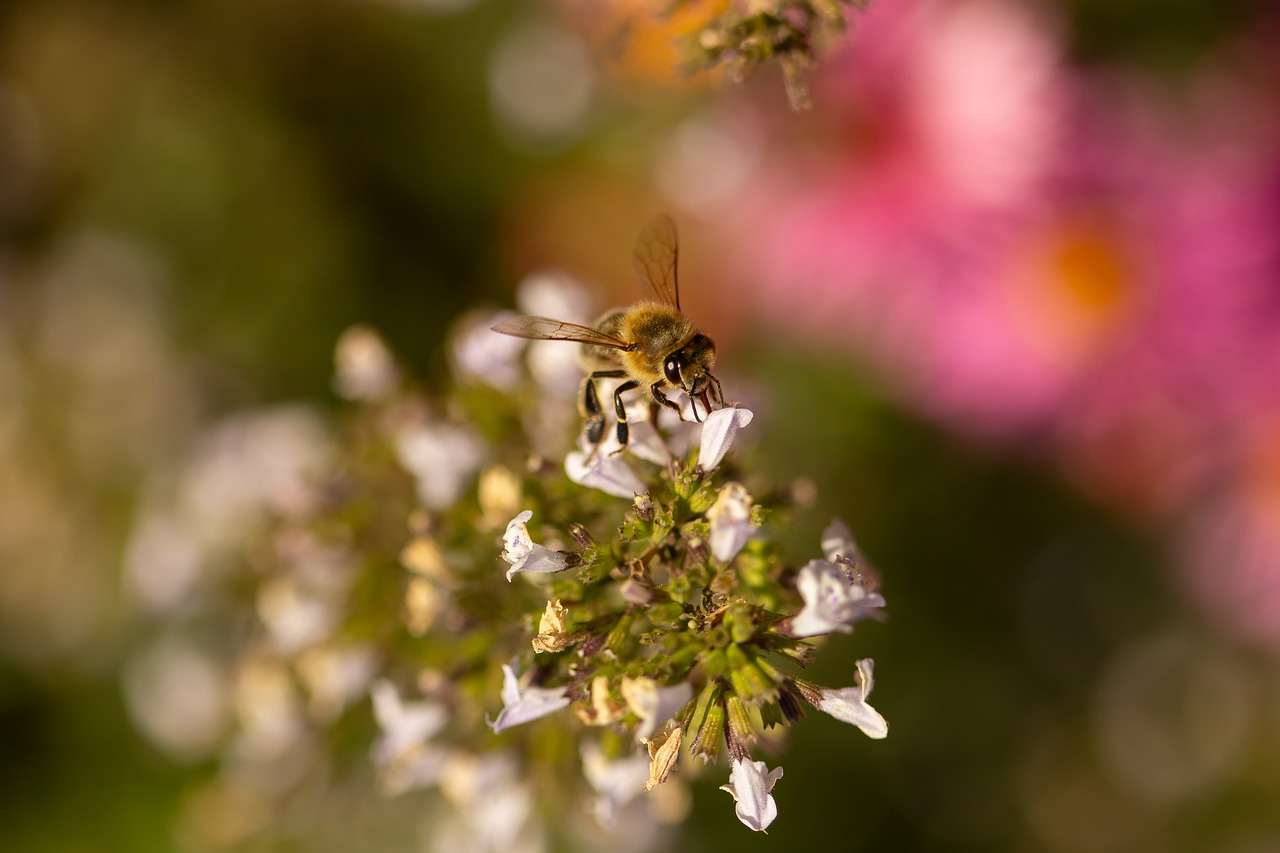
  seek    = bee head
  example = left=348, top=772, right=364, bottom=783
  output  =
left=665, top=333, right=718, bottom=397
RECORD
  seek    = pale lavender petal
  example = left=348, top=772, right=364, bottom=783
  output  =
left=499, top=662, right=522, bottom=707
left=488, top=662, right=571, bottom=733
left=565, top=446, right=646, bottom=498
left=505, top=543, right=573, bottom=581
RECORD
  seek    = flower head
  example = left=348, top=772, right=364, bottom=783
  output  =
left=720, top=756, right=784, bottom=832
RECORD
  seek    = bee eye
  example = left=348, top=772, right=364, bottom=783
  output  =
left=663, top=357, right=682, bottom=386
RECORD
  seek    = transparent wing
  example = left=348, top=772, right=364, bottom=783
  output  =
left=490, top=315, right=633, bottom=349
left=630, top=213, right=680, bottom=310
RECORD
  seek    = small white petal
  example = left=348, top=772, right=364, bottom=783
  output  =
left=720, top=757, right=783, bottom=832
left=498, top=663, right=522, bottom=707
left=565, top=441, right=646, bottom=499
left=815, top=659, right=888, bottom=739
left=698, top=406, right=753, bottom=472
left=488, top=661, right=571, bottom=733
left=501, top=510, right=536, bottom=564
left=706, top=482, right=755, bottom=563
left=505, top=544, right=573, bottom=581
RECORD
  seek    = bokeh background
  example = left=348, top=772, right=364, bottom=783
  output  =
left=3, top=0, right=1280, bottom=850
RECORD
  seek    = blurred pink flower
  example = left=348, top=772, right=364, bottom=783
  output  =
left=710, top=0, right=1077, bottom=434
left=697, top=5, right=1280, bottom=647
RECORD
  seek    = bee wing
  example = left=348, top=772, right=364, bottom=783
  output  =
left=490, top=315, right=633, bottom=349
left=631, top=213, right=680, bottom=310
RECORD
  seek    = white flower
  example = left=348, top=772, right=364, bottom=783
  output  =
left=333, top=324, right=398, bottom=401
left=487, top=661, right=571, bottom=733
left=395, top=421, right=485, bottom=510
left=783, top=559, right=885, bottom=638
left=706, top=482, right=755, bottom=563
left=698, top=405, right=753, bottom=472
left=502, top=510, right=573, bottom=581
left=720, top=757, right=783, bottom=832
left=370, top=679, right=450, bottom=794
left=620, top=677, right=694, bottom=741
left=452, top=310, right=526, bottom=390
left=565, top=435, right=646, bottom=499
left=581, top=741, right=651, bottom=826
left=814, top=659, right=889, bottom=740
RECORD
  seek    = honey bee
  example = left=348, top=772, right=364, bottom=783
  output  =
left=492, top=214, right=724, bottom=449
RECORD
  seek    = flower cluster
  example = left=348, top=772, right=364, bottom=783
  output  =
left=123, top=282, right=888, bottom=846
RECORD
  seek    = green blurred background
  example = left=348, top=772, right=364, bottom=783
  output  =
left=2, top=0, right=1279, bottom=850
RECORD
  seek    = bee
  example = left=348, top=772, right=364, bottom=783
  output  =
left=492, top=214, right=724, bottom=449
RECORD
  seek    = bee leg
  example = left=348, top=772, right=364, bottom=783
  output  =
left=649, top=383, right=683, bottom=420
left=612, top=379, right=640, bottom=452
left=581, top=377, right=605, bottom=445
left=582, top=370, right=627, bottom=447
